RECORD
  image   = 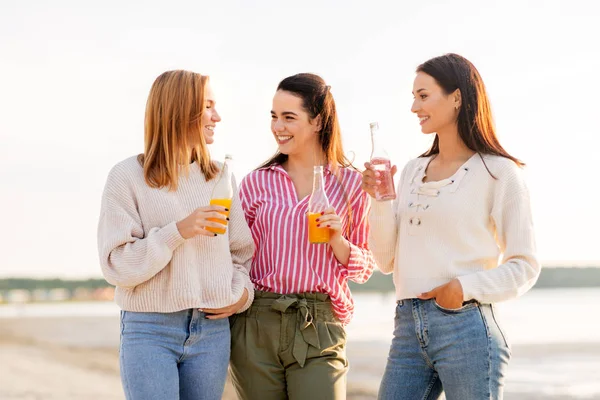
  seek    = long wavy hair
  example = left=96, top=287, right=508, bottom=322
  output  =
left=139, top=70, right=219, bottom=190
left=417, top=54, right=523, bottom=174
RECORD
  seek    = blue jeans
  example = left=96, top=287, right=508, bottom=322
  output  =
left=378, top=299, right=511, bottom=400
left=119, top=309, right=230, bottom=400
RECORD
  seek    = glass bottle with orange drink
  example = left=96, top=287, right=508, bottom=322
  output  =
left=307, top=165, right=330, bottom=244
left=207, top=154, right=233, bottom=235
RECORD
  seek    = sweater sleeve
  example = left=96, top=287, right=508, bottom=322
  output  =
left=343, top=187, right=376, bottom=284
left=238, top=174, right=257, bottom=229
left=97, top=165, right=185, bottom=288
left=457, top=165, right=541, bottom=303
left=228, top=175, right=256, bottom=313
left=368, top=162, right=410, bottom=274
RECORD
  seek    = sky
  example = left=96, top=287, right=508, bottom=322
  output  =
left=1, top=0, right=599, bottom=278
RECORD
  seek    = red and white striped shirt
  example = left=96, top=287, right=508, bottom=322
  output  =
left=239, top=164, right=376, bottom=325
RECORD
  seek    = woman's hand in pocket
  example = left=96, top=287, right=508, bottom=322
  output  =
left=418, top=279, right=464, bottom=309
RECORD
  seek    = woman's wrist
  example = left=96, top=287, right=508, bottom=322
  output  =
left=329, top=234, right=345, bottom=247
left=329, top=235, right=351, bottom=265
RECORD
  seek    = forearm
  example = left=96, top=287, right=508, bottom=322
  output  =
left=99, top=220, right=185, bottom=288
left=329, top=236, right=351, bottom=266
left=228, top=201, right=255, bottom=313
left=457, top=255, right=541, bottom=303
left=232, top=266, right=255, bottom=313
left=475, top=175, right=540, bottom=303
left=328, top=235, right=376, bottom=283
left=368, top=200, right=398, bottom=274
left=344, top=241, right=376, bottom=283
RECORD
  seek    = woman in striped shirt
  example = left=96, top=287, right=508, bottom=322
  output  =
left=230, top=73, right=376, bottom=400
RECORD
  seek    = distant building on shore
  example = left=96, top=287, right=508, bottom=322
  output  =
left=5, top=289, right=31, bottom=303
left=0, top=286, right=114, bottom=304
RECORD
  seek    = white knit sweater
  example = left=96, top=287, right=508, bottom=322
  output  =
left=369, top=154, right=540, bottom=303
left=97, top=155, right=255, bottom=313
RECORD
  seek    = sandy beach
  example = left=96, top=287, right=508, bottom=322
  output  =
left=0, top=316, right=376, bottom=400
left=0, top=316, right=117, bottom=400
left=2, top=314, right=599, bottom=400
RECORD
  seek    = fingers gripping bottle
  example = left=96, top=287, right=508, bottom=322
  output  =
left=307, top=165, right=331, bottom=244
left=369, top=122, right=396, bottom=201
left=207, top=155, right=233, bottom=234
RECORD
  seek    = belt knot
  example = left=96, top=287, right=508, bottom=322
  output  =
left=272, top=296, right=320, bottom=367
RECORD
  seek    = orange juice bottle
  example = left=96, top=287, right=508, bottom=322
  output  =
left=307, top=165, right=330, bottom=244
left=207, top=155, right=233, bottom=235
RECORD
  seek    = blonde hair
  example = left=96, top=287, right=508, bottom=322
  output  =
left=140, top=70, right=219, bottom=190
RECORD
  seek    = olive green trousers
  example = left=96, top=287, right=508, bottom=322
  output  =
left=229, top=291, right=348, bottom=400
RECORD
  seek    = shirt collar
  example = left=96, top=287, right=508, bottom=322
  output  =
left=264, top=163, right=335, bottom=176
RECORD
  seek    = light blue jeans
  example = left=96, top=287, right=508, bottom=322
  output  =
left=378, top=299, right=511, bottom=400
left=119, top=309, right=230, bottom=400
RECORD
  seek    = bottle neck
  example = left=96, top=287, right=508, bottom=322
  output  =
left=370, top=126, right=388, bottom=160
left=212, top=159, right=234, bottom=199
left=223, top=159, right=233, bottom=178
left=309, top=167, right=329, bottom=211
left=312, top=170, right=325, bottom=193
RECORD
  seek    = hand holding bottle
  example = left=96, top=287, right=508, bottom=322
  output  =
left=362, top=161, right=398, bottom=199
left=208, top=154, right=234, bottom=235
left=176, top=205, right=230, bottom=239
left=369, top=122, right=397, bottom=200
left=311, top=206, right=342, bottom=243
left=307, top=166, right=331, bottom=244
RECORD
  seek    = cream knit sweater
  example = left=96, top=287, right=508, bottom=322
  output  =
left=369, top=154, right=540, bottom=303
left=97, top=156, right=255, bottom=313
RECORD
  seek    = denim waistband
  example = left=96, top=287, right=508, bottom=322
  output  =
left=397, top=298, right=481, bottom=306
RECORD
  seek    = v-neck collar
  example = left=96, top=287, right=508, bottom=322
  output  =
left=264, top=163, right=334, bottom=206
left=411, top=153, right=478, bottom=194
left=420, top=153, right=478, bottom=183
left=265, top=163, right=334, bottom=176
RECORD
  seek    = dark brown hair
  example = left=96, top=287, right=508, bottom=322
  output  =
left=417, top=54, right=523, bottom=173
left=259, top=73, right=354, bottom=171
left=260, top=73, right=355, bottom=236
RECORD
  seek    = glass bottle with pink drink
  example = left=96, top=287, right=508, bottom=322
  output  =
left=369, top=122, right=396, bottom=200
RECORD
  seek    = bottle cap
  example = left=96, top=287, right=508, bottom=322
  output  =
left=369, top=122, right=379, bottom=130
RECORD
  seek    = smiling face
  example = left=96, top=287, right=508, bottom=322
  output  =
left=411, top=71, right=461, bottom=135
left=200, top=81, right=221, bottom=144
left=270, top=90, right=321, bottom=157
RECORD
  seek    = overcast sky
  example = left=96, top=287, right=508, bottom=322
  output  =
left=1, top=0, right=598, bottom=278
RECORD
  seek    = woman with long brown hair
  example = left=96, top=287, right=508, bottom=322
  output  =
left=363, top=54, right=540, bottom=399
left=230, top=73, right=377, bottom=399
left=97, top=70, right=254, bottom=400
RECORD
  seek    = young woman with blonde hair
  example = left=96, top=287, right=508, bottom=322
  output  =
left=98, top=70, right=254, bottom=400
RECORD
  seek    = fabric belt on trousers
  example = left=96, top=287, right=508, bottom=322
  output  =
left=271, top=295, right=321, bottom=368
